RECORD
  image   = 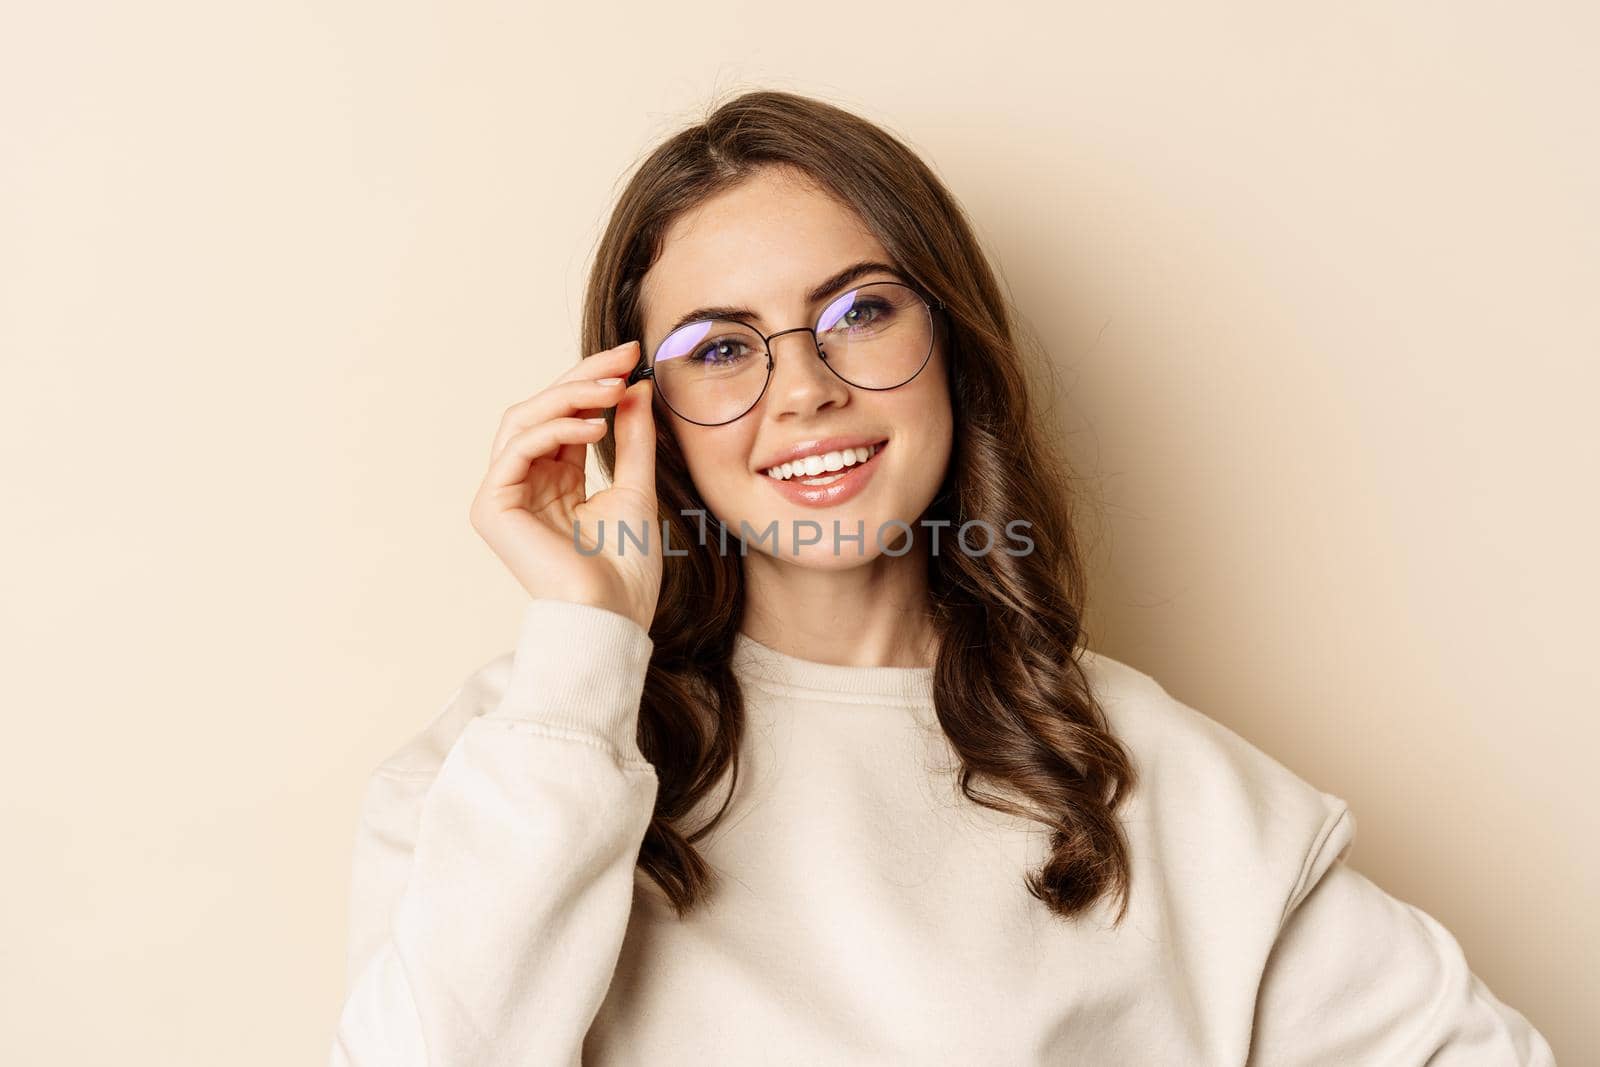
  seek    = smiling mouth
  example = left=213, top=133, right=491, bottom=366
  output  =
left=760, top=440, right=888, bottom=484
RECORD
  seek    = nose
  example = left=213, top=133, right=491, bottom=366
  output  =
left=764, top=327, right=849, bottom=420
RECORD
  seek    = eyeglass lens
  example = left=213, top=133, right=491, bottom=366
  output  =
left=649, top=281, right=934, bottom=426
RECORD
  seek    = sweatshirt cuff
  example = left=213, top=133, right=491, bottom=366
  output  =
left=487, top=598, right=655, bottom=760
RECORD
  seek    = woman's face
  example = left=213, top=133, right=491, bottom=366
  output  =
left=638, top=167, right=953, bottom=569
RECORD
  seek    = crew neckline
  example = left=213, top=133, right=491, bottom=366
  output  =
left=730, top=631, right=935, bottom=707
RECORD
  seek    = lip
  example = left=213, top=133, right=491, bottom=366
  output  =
left=761, top=440, right=887, bottom=509
left=753, top=434, right=889, bottom=475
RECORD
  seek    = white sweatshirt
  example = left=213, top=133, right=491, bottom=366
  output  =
left=328, top=598, right=1555, bottom=1065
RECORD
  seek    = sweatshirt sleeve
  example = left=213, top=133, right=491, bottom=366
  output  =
left=1247, top=803, right=1556, bottom=1066
left=328, top=598, right=660, bottom=1067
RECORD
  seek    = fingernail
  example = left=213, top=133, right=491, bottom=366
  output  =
left=595, top=376, right=623, bottom=385
left=584, top=416, right=607, bottom=424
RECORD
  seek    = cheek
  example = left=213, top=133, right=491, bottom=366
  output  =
left=888, top=367, right=954, bottom=499
left=676, top=422, right=756, bottom=509
left=898, top=359, right=954, bottom=452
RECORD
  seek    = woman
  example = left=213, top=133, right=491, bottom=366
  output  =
left=328, top=92, right=1553, bottom=1065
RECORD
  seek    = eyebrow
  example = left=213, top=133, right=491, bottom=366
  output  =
left=657, top=259, right=908, bottom=343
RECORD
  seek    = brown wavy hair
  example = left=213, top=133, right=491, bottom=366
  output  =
left=586, top=89, right=1137, bottom=924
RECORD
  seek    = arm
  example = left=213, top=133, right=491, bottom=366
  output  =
left=1248, top=804, right=1556, bottom=1065
left=329, top=598, right=659, bottom=1067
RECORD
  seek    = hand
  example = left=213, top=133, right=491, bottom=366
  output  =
left=469, top=340, right=661, bottom=633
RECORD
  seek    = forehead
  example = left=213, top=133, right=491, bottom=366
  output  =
left=639, top=168, right=891, bottom=335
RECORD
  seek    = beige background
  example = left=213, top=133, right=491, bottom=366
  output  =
left=2, top=1, right=1593, bottom=1062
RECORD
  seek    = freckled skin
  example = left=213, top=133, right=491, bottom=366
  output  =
left=639, top=167, right=954, bottom=576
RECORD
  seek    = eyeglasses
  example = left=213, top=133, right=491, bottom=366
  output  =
left=625, top=280, right=945, bottom=427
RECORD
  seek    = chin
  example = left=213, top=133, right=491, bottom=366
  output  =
left=776, top=542, right=892, bottom=571
left=717, top=501, right=919, bottom=569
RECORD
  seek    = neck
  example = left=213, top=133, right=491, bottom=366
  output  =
left=738, top=534, right=939, bottom=669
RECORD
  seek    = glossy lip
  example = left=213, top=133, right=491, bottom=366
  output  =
left=762, top=441, right=887, bottom=509
left=753, top=434, right=889, bottom=476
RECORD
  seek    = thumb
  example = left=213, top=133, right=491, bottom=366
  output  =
left=611, top=375, right=657, bottom=501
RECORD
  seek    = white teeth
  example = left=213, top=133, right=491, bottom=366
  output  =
left=763, top=442, right=881, bottom=480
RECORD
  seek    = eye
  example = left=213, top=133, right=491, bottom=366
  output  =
left=841, top=301, right=884, bottom=327
left=822, top=297, right=895, bottom=337
left=693, top=337, right=756, bottom=366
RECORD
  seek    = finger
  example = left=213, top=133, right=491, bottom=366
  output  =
left=482, top=416, right=609, bottom=495
left=610, top=377, right=656, bottom=500
left=551, top=339, right=641, bottom=391
left=490, top=376, right=628, bottom=460
left=490, top=339, right=640, bottom=460
left=553, top=340, right=640, bottom=469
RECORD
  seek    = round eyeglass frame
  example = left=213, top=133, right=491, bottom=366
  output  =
left=624, top=280, right=947, bottom=427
